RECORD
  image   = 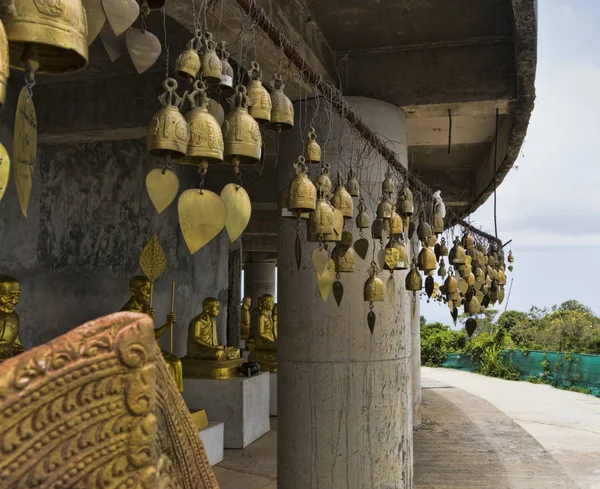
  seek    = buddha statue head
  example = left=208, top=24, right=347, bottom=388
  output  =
left=202, top=297, right=220, bottom=318
left=129, top=276, right=152, bottom=304
left=0, top=275, right=20, bottom=313
left=259, top=294, right=274, bottom=312
left=242, top=296, right=252, bottom=309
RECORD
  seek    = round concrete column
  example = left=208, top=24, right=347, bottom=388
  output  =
left=276, top=97, right=413, bottom=488
left=243, top=261, right=276, bottom=307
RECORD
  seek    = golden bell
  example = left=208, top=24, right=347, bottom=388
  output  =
left=364, top=275, right=385, bottom=302
left=465, top=295, right=480, bottom=315
left=440, top=237, right=449, bottom=256
left=331, top=173, right=353, bottom=219
left=288, top=156, right=316, bottom=213
left=432, top=212, right=444, bottom=234
left=425, top=235, right=437, bottom=248
left=324, top=208, right=344, bottom=242
left=508, top=251, right=514, bottom=263
left=304, top=127, right=321, bottom=164
left=390, top=210, right=403, bottom=236
left=201, top=32, right=222, bottom=84
left=463, top=233, right=474, bottom=250
left=268, top=73, right=294, bottom=131
left=179, top=80, right=224, bottom=167
left=398, top=184, right=414, bottom=216
left=417, top=220, right=433, bottom=241
left=453, top=242, right=467, bottom=265
left=382, top=171, right=395, bottom=194
left=314, top=163, right=332, bottom=197
left=308, top=191, right=334, bottom=241
left=371, top=217, right=388, bottom=240
left=388, top=237, right=408, bottom=270
left=438, top=260, right=447, bottom=277
left=4, top=0, right=88, bottom=74
left=497, top=268, right=507, bottom=286
left=246, top=61, right=271, bottom=124
left=405, top=263, right=423, bottom=291
left=346, top=168, right=360, bottom=197
left=147, top=78, right=190, bottom=159
left=356, top=199, right=370, bottom=229
left=217, top=41, right=234, bottom=91
left=175, top=33, right=201, bottom=81
left=333, top=244, right=355, bottom=273
left=376, top=196, right=393, bottom=220
left=223, top=84, right=262, bottom=167
left=444, top=273, right=458, bottom=294
left=466, top=271, right=476, bottom=286
left=0, top=20, right=8, bottom=107
left=418, top=246, right=437, bottom=273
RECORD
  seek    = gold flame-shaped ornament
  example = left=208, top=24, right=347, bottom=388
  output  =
left=0, top=20, right=8, bottom=108
left=175, top=31, right=201, bottom=82
left=246, top=60, right=271, bottom=124
left=200, top=32, right=222, bottom=84
left=398, top=183, right=414, bottom=216
left=268, top=73, right=294, bottom=132
left=223, top=84, right=262, bottom=172
left=4, top=0, right=89, bottom=74
left=405, top=261, right=423, bottom=291
left=346, top=168, right=360, bottom=197
left=217, top=40, right=233, bottom=91
left=288, top=156, right=316, bottom=213
left=304, top=127, right=321, bottom=164
left=331, top=172, right=353, bottom=219
left=147, top=78, right=189, bottom=159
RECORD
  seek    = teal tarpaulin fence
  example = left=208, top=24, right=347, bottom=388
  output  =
left=442, top=350, right=600, bottom=396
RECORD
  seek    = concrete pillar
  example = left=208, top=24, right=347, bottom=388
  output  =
left=243, top=261, right=276, bottom=307
left=227, top=240, right=242, bottom=347
left=276, top=97, right=413, bottom=488
left=410, top=234, right=422, bottom=427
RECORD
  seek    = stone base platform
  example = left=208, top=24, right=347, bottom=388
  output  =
left=199, top=422, right=225, bottom=466
left=183, top=372, right=270, bottom=449
left=182, top=356, right=244, bottom=379
left=270, top=373, right=277, bottom=416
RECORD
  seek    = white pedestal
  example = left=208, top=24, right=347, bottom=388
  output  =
left=199, top=422, right=224, bottom=466
left=270, top=372, right=277, bottom=416
left=242, top=350, right=251, bottom=360
left=183, top=373, right=270, bottom=449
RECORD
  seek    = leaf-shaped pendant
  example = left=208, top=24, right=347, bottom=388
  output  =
left=465, top=318, right=477, bottom=337
left=146, top=168, right=179, bottom=214
left=386, top=275, right=395, bottom=305
left=367, top=310, right=376, bottom=334
left=354, top=238, right=369, bottom=260
left=295, top=235, right=302, bottom=271
left=425, top=275, right=434, bottom=298
left=333, top=280, right=344, bottom=307
left=312, top=247, right=329, bottom=274
left=451, top=307, right=458, bottom=325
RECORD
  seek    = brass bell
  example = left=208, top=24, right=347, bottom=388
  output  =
left=382, top=171, right=395, bottom=194
left=223, top=84, right=262, bottom=169
left=397, top=184, right=414, bottom=216
left=246, top=61, right=271, bottom=124
left=0, top=20, right=8, bottom=108
left=466, top=270, right=476, bottom=286
left=417, top=219, right=433, bottom=241
left=356, top=199, right=370, bottom=229
left=405, top=262, right=423, bottom=291
left=453, top=241, right=467, bottom=265
left=175, top=32, right=201, bottom=82
left=364, top=275, right=385, bottom=302
left=465, top=294, right=480, bottom=315
left=340, top=230, right=353, bottom=248
left=425, top=235, right=437, bottom=248
left=217, top=41, right=234, bottom=91
left=440, top=237, right=449, bottom=256
left=331, top=173, right=353, bottom=219
left=346, top=168, right=360, bottom=197
left=497, top=286, right=506, bottom=304
left=438, top=259, right=447, bottom=277
left=304, top=127, right=321, bottom=164
left=333, top=243, right=355, bottom=273
left=371, top=217, right=389, bottom=240
left=208, top=98, right=225, bottom=126
left=314, top=163, right=332, bottom=197
left=324, top=208, right=344, bottom=242
left=444, top=273, right=458, bottom=294
left=508, top=251, right=514, bottom=263
left=418, top=246, right=437, bottom=273
left=308, top=189, right=334, bottom=241
left=390, top=210, right=403, bottom=236
left=288, top=156, right=316, bottom=213
left=268, top=73, right=294, bottom=131
left=4, top=0, right=88, bottom=74
left=376, top=195, right=393, bottom=220
left=180, top=80, right=224, bottom=168
left=388, top=237, right=408, bottom=270
left=497, top=267, right=507, bottom=286
left=463, top=233, right=475, bottom=250
left=432, top=212, right=444, bottom=234
left=147, top=78, right=190, bottom=159
left=201, top=32, right=222, bottom=84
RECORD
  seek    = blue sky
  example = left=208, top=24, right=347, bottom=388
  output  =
left=422, top=0, right=600, bottom=325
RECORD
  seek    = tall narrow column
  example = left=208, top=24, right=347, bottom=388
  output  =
left=243, top=261, right=276, bottom=307
left=277, top=97, right=413, bottom=488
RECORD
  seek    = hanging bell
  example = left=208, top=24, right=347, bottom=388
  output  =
left=268, top=73, right=294, bottom=131
left=444, top=272, right=458, bottom=295
left=200, top=32, right=222, bottom=84
left=388, top=237, right=408, bottom=270
left=308, top=189, right=334, bottom=241
left=356, top=199, right=370, bottom=229
left=497, top=267, right=507, bottom=286
left=331, top=173, right=353, bottom=219
left=405, top=262, right=423, bottom=291
left=382, top=170, right=395, bottom=195
left=288, top=156, right=316, bottom=213
left=463, top=233, right=475, bottom=250
left=147, top=78, right=190, bottom=159
left=371, top=217, right=388, bottom=240
left=304, top=127, right=321, bottom=164
left=397, top=184, right=414, bottom=216
left=180, top=80, right=224, bottom=168
left=364, top=275, right=385, bottom=302
left=0, top=20, right=7, bottom=108
left=438, top=259, right=447, bottom=278
left=376, top=195, right=393, bottom=220
left=432, top=212, right=444, bottom=234
left=508, top=251, right=514, bottom=263
left=333, top=243, right=355, bottom=273
left=390, top=210, right=403, bottom=236
left=175, top=32, right=201, bottom=82
left=246, top=61, right=271, bottom=124
left=417, top=219, right=433, bottom=241
left=314, top=163, right=332, bottom=197
left=216, top=41, right=234, bottom=91
left=440, top=237, right=449, bottom=256
left=497, top=286, right=506, bottom=304
left=425, top=235, right=437, bottom=248
left=453, top=240, right=467, bottom=265
left=418, top=246, right=437, bottom=273
left=346, top=168, right=360, bottom=197
left=465, top=293, right=480, bottom=315
left=3, top=0, right=88, bottom=74
left=223, top=84, right=262, bottom=169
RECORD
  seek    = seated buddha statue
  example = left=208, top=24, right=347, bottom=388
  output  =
left=120, top=275, right=183, bottom=391
left=240, top=296, right=251, bottom=341
left=0, top=274, right=25, bottom=362
left=248, top=294, right=277, bottom=372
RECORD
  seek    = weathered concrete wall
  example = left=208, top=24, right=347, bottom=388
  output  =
left=0, top=137, right=230, bottom=354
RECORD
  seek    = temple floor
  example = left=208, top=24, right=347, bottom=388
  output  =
left=213, top=374, right=580, bottom=488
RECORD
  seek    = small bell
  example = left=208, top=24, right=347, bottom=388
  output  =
left=432, top=212, right=444, bottom=235
left=201, top=32, right=222, bottom=84
left=425, top=235, right=437, bottom=248
left=465, top=290, right=480, bottom=315
left=322, top=209, right=344, bottom=242
left=438, top=259, right=447, bottom=278
left=382, top=170, right=395, bottom=195
left=508, top=251, right=514, bottom=263
left=223, top=84, right=262, bottom=170
left=333, top=242, right=355, bottom=273
left=405, top=262, right=423, bottom=291
left=331, top=173, right=353, bottom=219
left=418, top=246, right=437, bottom=273
left=246, top=61, right=271, bottom=124
left=216, top=41, right=234, bottom=91
left=347, top=168, right=360, bottom=197
left=364, top=275, right=385, bottom=302
left=304, top=127, right=321, bottom=164
left=0, top=20, right=8, bottom=108
left=417, top=219, right=433, bottom=241
left=288, top=156, right=316, bottom=213
left=180, top=80, right=224, bottom=168
left=440, top=237, right=449, bottom=256
left=356, top=200, right=370, bottom=229
left=314, top=163, right=332, bottom=198
left=376, top=195, right=393, bottom=220
left=268, top=73, right=294, bottom=131
left=308, top=188, right=334, bottom=241
left=397, top=184, right=414, bottom=216
left=463, top=233, right=475, bottom=250
left=371, top=217, right=388, bottom=240
left=147, top=78, right=190, bottom=159
left=390, top=210, right=403, bottom=236
left=175, top=32, right=201, bottom=82
left=453, top=240, right=467, bottom=265
left=4, top=0, right=88, bottom=74
left=388, top=237, right=408, bottom=270
left=444, top=272, right=458, bottom=295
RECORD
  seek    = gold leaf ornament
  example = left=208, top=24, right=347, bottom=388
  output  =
left=178, top=189, right=227, bottom=254
left=102, top=0, right=140, bottom=36
left=0, top=143, right=10, bottom=203
left=220, top=183, right=251, bottom=242
left=146, top=168, right=179, bottom=214
left=126, top=28, right=162, bottom=74
left=82, top=0, right=106, bottom=45
left=139, top=233, right=167, bottom=282
left=317, top=259, right=335, bottom=302
left=312, top=247, right=329, bottom=274
left=13, top=87, right=37, bottom=218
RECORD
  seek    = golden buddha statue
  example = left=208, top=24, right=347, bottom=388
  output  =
left=0, top=274, right=25, bottom=362
left=248, top=294, right=277, bottom=372
left=183, top=297, right=243, bottom=379
left=121, top=276, right=183, bottom=391
left=240, top=296, right=251, bottom=341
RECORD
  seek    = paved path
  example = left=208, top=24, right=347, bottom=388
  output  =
left=423, top=366, right=600, bottom=489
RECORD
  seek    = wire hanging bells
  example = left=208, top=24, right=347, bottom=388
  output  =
left=246, top=61, right=271, bottom=124
left=3, top=0, right=89, bottom=74
left=331, top=172, right=353, bottom=219
left=304, top=127, right=321, bottom=164
left=200, top=31, right=222, bottom=84
left=147, top=78, right=190, bottom=159
left=0, top=20, right=8, bottom=108
left=288, top=156, right=316, bottom=214
left=216, top=41, right=233, bottom=91
left=346, top=168, right=360, bottom=197
left=223, top=84, right=262, bottom=174
left=268, top=73, right=294, bottom=132
left=175, top=31, right=201, bottom=83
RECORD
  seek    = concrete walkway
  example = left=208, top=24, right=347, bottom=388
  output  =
left=423, top=366, right=600, bottom=489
